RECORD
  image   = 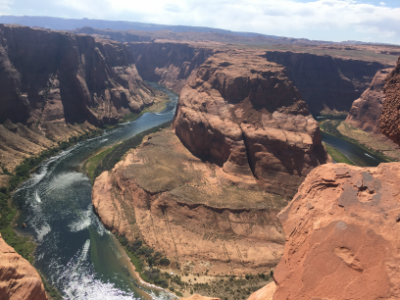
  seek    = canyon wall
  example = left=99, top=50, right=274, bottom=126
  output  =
left=0, top=234, right=47, bottom=300
left=93, top=129, right=287, bottom=276
left=173, top=50, right=329, bottom=198
left=381, top=56, right=400, bottom=144
left=0, top=24, right=159, bottom=171
left=264, top=51, right=387, bottom=115
left=129, top=41, right=215, bottom=93
left=345, top=68, right=391, bottom=133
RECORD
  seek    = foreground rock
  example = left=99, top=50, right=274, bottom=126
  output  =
left=0, top=234, right=47, bottom=300
left=93, top=128, right=287, bottom=276
left=269, top=163, right=400, bottom=300
left=173, top=50, right=330, bottom=198
left=381, top=56, right=400, bottom=144
left=0, top=24, right=160, bottom=171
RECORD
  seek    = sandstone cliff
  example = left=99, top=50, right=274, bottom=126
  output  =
left=129, top=41, right=215, bottom=93
left=346, top=68, right=391, bottom=133
left=381, top=56, right=400, bottom=144
left=0, top=24, right=160, bottom=171
left=0, top=234, right=47, bottom=300
left=93, top=129, right=287, bottom=277
left=173, top=50, right=329, bottom=198
left=265, top=163, right=400, bottom=300
left=264, top=51, right=388, bottom=115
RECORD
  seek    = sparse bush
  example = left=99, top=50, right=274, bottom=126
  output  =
left=159, top=257, right=170, bottom=266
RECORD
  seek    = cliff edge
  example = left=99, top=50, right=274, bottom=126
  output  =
left=173, top=50, right=329, bottom=198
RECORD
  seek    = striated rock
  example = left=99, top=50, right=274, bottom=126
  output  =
left=173, top=50, right=329, bottom=197
left=381, top=56, right=400, bottom=144
left=264, top=51, right=388, bottom=115
left=0, top=24, right=161, bottom=171
left=0, top=234, right=47, bottom=300
left=247, top=282, right=276, bottom=300
left=271, top=163, right=400, bottom=300
left=346, top=68, right=392, bottom=133
left=129, top=41, right=214, bottom=93
left=93, top=128, right=287, bottom=276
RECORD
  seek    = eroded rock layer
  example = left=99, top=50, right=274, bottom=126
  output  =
left=0, top=24, right=160, bottom=171
left=173, top=50, right=329, bottom=198
left=381, top=56, right=400, bottom=144
left=271, top=163, right=400, bottom=300
left=264, top=51, right=388, bottom=115
left=346, top=68, right=391, bottom=133
left=129, top=41, right=215, bottom=93
left=93, top=129, right=287, bottom=276
left=0, top=234, right=47, bottom=300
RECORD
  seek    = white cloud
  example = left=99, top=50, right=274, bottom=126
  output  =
left=380, top=2, right=386, bottom=5
left=9, top=0, right=400, bottom=44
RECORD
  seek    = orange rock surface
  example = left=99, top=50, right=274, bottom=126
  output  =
left=381, top=56, right=400, bottom=144
left=173, top=50, right=329, bottom=197
left=346, top=68, right=392, bottom=134
left=0, top=234, right=47, bottom=300
left=270, top=163, right=400, bottom=300
left=92, top=129, right=287, bottom=276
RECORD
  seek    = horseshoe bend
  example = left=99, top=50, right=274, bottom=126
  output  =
left=0, top=13, right=400, bottom=300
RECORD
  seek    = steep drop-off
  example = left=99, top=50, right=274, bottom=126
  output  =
left=93, top=129, right=287, bottom=276
left=0, top=24, right=161, bottom=171
left=264, top=51, right=389, bottom=115
left=129, top=41, right=215, bottom=93
left=173, top=50, right=329, bottom=198
left=381, top=56, right=400, bottom=144
left=0, top=234, right=47, bottom=300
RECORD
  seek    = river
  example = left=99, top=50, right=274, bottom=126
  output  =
left=321, top=131, right=388, bottom=166
left=13, top=82, right=179, bottom=300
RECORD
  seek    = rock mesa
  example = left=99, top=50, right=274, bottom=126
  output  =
left=173, top=50, right=329, bottom=197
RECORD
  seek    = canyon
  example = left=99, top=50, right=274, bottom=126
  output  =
left=0, top=19, right=400, bottom=300
left=0, top=24, right=166, bottom=172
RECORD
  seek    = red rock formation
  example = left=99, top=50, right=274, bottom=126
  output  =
left=346, top=68, right=392, bottom=133
left=381, top=56, right=400, bottom=144
left=0, top=24, right=155, bottom=127
left=129, top=41, right=214, bottom=93
left=270, top=163, right=400, bottom=300
left=92, top=129, right=287, bottom=276
left=173, top=50, right=329, bottom=197
left=264, top=51, right=389, bottom=115
left=0, top=24, right=161, bottom=171
left=0, top=234, right=47, bottom=300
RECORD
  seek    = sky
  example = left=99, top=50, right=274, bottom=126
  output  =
left=1, top=0, right=400, bottom=44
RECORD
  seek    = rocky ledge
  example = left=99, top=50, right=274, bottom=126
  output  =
left=267, top=163, right=400, bottom=300
left=92, top=128, right=287, bottom=276
left=173, top=50, right=330, bottom=198
left=0, top=234, right=47, bottom=300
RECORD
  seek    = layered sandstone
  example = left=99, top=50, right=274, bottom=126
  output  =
left=0, top=234, right=47, bottom=300
left=381, top=56, right=400, bottom=144
left=264, top=51, right=388, bottom=115
left=0, top=24, right=160, bottom=171
left=346, top=69, right=391, bottom=133
left=129, top=41, right=215, bottom=93
left=182, top=295, right=220, bottom=300
left=173, top=50, right=329, bottom=197
left=93, top=129, right=287, bottom=276
left=247, top=282, right=276, bottom=300
left=268, top=163, right=400, bottom=300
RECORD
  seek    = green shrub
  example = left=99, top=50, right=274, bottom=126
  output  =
left=159, top=257, right=170, bottom=266
left=154, top=278, right=168, bottom=288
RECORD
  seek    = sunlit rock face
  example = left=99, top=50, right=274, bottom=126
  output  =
left=173, top=50, right=329, bottom=198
